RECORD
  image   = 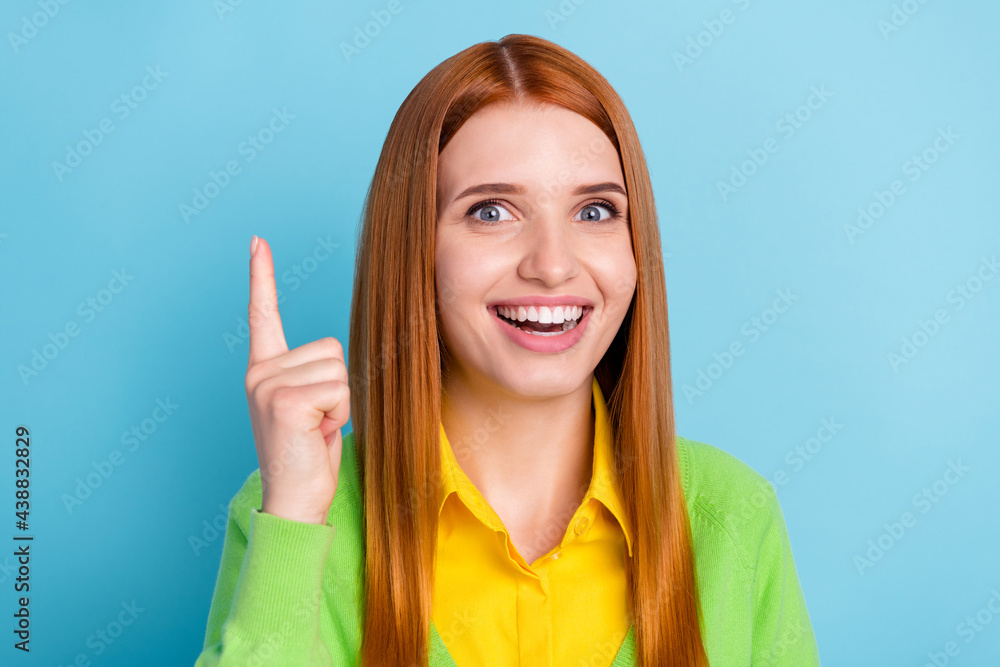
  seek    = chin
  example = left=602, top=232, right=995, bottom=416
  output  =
left=491, top=369, right=592, bottom=397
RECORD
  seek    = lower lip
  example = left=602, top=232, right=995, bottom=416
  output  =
left=491, top=306, right=591, bottom=353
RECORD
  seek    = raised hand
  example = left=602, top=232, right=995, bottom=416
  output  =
left=244, top=235, right=350, bottom=524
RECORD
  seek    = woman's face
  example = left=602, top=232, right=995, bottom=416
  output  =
left=434, top=100, right=637, bottom=399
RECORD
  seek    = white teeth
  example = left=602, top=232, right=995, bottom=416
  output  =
left=495, top=304, right=585, bottom=325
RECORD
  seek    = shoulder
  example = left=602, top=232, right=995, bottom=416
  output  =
left=675, top=434, right=786, bottom=574
left=675, top=434, right=777, bottom=513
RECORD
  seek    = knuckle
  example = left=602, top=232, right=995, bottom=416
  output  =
left=327, top=357, right=347, bottom=380
left=245, top=364, right=265, bottom=393
left=322, top=336, right=344, bottom=359
left=269, top=385, right=300, bottom=415
left=335, top=382, right=350, bottom=410
left=252, top=375, right=281, bottom=405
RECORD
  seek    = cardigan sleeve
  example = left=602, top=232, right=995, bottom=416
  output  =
left=749, top=485, right=821, bottom=666
left=193, top=495, right=337, bottom=666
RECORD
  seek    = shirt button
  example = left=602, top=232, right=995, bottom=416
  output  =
left=550, top=551, right=561, bottom=560
left=574, top=516, right=591, bottom=535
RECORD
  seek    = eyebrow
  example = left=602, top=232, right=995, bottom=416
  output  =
left=453, top=181, right=627, bottom=202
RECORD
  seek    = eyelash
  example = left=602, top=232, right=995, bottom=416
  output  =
left=465, top=198, right=623, bottom=225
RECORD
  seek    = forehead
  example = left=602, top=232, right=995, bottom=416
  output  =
left=436, top=101, right=622, bottom=201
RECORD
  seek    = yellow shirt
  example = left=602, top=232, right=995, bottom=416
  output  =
left=432, top=376, right=634, bottom=666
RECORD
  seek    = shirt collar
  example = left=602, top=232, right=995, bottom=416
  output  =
left=438, top=376, right=633, bottom=557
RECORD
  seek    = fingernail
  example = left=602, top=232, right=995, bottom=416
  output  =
left=250, top=235, right=259, bottom=257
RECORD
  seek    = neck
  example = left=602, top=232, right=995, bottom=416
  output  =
left=440, top=371, right=596, bottom=532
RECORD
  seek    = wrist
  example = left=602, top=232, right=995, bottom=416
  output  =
left=260, top=501, right=329, bottom=525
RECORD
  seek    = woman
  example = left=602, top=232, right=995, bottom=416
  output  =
left=195, top=34, right=820, bottom=666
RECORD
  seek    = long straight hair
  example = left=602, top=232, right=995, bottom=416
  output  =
left=348, top=34, right=707, bottom=667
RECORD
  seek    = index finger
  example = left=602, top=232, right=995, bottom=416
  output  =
left=248, top=235, right=288, bottom=365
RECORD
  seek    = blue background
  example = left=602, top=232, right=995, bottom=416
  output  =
left=2, top=1, right=998, bottom=665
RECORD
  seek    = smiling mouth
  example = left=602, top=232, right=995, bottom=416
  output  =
left=493, top=306, right=589, bottom=336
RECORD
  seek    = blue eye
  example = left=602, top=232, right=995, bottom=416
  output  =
left=467, top=199, right=515, bottom=224
left=575, top=201, right=621, bottom=222
left=465, top=198, right=624, bottom=225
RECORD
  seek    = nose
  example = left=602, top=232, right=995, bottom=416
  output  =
left=516, top=213, right=580, bottom=287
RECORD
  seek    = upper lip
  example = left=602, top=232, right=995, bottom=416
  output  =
left=488, top=295, right=594, bottom=308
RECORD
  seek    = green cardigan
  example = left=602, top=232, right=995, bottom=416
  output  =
left=194, top=432, right=820, bottom=666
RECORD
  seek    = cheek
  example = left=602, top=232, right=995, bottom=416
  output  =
left=435, top=257, right=477, bottom=313
left=436, top=238, right=510, bottom=303
left=434, top=238, right=468, bottom=310
left=602, top=247, right=638, bottom=305
left=434, top=248, right=493, bottom=334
